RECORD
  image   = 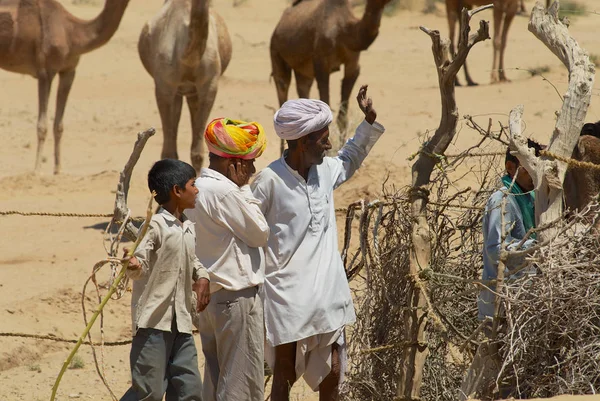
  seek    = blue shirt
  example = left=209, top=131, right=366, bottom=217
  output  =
left=478, top=187, right=536, bottom=320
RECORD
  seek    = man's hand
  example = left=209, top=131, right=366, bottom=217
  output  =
left=122, top=248, right=141, bottom=271
left=228, top=160, right=250, bottom=187
left=357, top=84, right=377, bottom=125
left=193, top=278, right=211, bottom=312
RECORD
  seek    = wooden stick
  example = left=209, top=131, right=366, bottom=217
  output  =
left=50, top=194, right=155, bottom=401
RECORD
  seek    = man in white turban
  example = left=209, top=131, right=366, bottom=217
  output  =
left=251, top=85, right=385, bottom=401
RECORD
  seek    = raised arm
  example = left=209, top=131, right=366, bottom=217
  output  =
left=330, top=85, right=385, bottom=188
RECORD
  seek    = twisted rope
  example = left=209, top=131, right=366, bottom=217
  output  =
left=336, top=201, right=484, bottom=214
left=0, top=211, right=113, bottom=217
left=541, top=149, right=600, bottom=170
left=1, top=329, right=202, bottom=345
left=0, top=332, right=131, bottom=346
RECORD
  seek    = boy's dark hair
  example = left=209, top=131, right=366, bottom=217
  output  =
left=505, top=138, right=544, bottom=165
left=148, top=159, right=196, bottom=205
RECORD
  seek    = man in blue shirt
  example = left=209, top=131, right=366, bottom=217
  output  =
left=478, top=139, right=542, bottom=321
left=460, top=139, right=542, bottom=401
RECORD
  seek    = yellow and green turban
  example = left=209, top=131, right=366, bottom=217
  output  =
left=204, top=118, right=267, bottom=160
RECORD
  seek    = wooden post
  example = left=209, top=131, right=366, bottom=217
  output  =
left=395, top=6, right=491, bottom=400
left=508, top=1, right=595, bottom=241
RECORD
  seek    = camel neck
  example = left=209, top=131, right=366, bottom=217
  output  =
left=351, top=1, right=385, bottom=51
left=182, top=0, right=210, bottom=65
left=71, top=0, right=130, bottom=54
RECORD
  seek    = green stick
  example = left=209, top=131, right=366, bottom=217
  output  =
left=50, top=195, right=154, bottom=401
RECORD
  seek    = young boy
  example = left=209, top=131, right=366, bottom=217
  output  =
left=120, top=159, right=210, bottom=401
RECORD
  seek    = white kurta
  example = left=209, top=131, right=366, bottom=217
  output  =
left=251, top=120, right=385, bottom=347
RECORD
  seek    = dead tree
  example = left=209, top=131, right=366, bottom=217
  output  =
left=395, top=6, right=491, bottom=400
left=508, top=1, right=595, bottom=241
left=112, top=128, right=156, bottom=242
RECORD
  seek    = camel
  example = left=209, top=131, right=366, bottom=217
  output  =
left=270, top=0, right=391, bottom=153
left=564, top=121, right=600, bottom=217
left=138, top=0, right=231, bottom=172
left=0, top=0, right=130, bottom=174
left=445, top=0, right=519, bottom=85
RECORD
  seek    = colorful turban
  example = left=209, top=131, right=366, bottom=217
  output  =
left=204, top=118, right=267, bottom=159
left=273, top=99, right=333, bottom=140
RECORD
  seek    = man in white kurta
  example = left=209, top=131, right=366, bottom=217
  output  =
left=187, top=117, right=270, bottom=401
left=251, top=85, right=385, bottom=400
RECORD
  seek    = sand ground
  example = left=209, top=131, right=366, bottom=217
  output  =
left=1, top=0, right=599, bottom=400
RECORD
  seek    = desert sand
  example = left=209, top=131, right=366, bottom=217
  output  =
left=0, top=0, right=599, bottom=400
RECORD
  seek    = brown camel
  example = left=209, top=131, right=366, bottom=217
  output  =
left=564, top=121, right=600, bottom=217
left=138, top=0, right=231, bottom=172
left=0, top=0, right=130, bottom=174
left=270, top=0, right=391, bottom=153
left=445, top=0, right=519, bottom=85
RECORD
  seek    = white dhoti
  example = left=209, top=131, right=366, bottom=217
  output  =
left=265, top=327, right=347, bottom=391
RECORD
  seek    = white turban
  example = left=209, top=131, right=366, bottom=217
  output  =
left=273, top=99, right=333, bottom=140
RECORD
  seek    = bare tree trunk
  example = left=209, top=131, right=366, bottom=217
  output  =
left=508, top=1, right=595, bottom=242
left=113, top=128, right=156, bottom=241
left=394, top=7, right=491, bottom=400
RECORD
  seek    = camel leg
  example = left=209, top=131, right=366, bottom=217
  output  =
left=498, top=8, right=517, bottom=82
left=491, top=7, right=504, bottom=83
left=294, top=71, right=313, bottom=99
left=34, top=71, right=56, bottom=173
left=314, top=58, right=331, bottom=107
left=188, top=81, right=218, bottom=172
left=53, top=69, right=76, bottom=175
left=155, top=84, right=183, bottom=162
left=517, top=0, right=526, bottom=15
left=447, top=0, right=461, bottom=86
left=458, top=5, right=478, bottom=86
left=270, top=48, right=291, bottom=155
left=337, top=59, right=360, bottom=134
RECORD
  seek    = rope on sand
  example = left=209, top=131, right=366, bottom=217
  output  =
left=0, top=332, right=132, bottom=346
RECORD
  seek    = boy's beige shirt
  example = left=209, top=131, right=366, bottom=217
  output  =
left=127, top=208, right=209, bottom=335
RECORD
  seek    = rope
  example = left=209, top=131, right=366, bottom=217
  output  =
left=428, top=201, right=484, bottom=210
left=0, top=332, right=132, bottom=346
left=541, top=149, right=600, bottom=170
left=360, top=340, right=428, bottom=354
left=0, top=211, right=113, bottom=217
left=336, top=201, right=483, bottom=214
left=0, top=329, right=202, bottom=345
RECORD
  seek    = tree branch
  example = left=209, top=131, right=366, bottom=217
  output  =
left=508, top=1, right=595, bottom=239
left=112, top=128, right=156, bottom=241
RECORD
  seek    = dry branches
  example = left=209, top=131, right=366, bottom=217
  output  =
left=509, top=1, right=595, bottom=239
left=342, top=115, right=600, bottom=399
left=343, top=142, right=502, bottom=401
left=393, top=6, right=491, bottom=400
left=497, top=204, right=600, bottom=397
